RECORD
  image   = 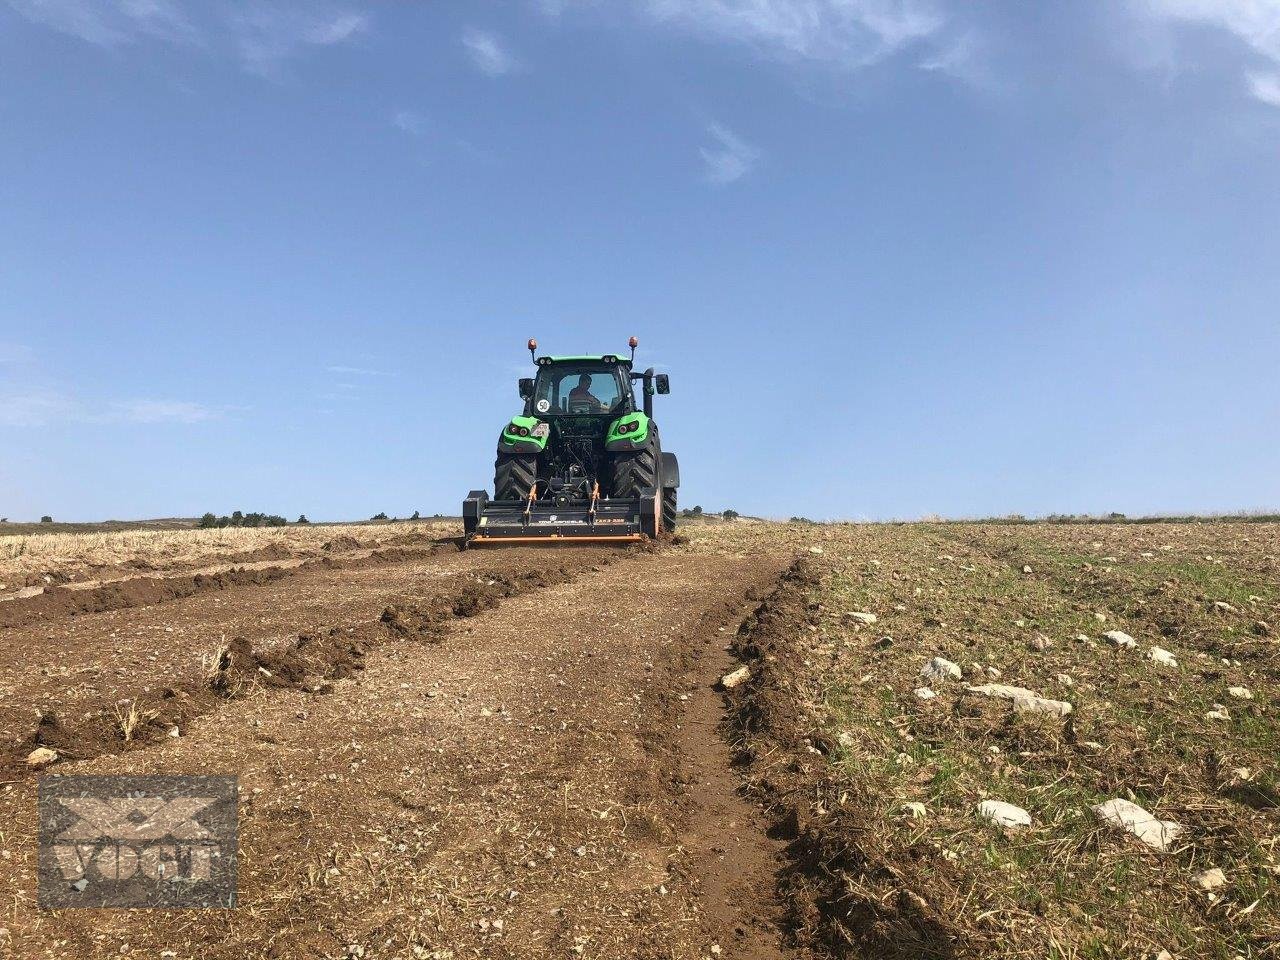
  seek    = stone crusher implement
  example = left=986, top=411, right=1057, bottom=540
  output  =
left=463, top=337, right=679, bottom=546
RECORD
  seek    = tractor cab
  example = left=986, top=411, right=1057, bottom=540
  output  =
left=524, top=358, right=634, bottom=418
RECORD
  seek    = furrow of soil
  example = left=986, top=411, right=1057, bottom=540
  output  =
left=2, top=549, right=631, bottom=780
left=0, top=541, right=461, bottom=630
left=2, top=544, right=796, bottom=960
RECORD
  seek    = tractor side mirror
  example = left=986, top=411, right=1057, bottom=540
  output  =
left=518, top=378, right=535, bottom=400
left=654, top=374, right=670, bottom=395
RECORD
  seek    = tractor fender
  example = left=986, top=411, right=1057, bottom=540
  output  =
left=661, top=452, right=679, bottom=489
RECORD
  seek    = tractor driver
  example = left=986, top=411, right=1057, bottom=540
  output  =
left=568, top=374, right=602, bottom=411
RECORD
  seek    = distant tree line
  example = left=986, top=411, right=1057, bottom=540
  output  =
left=198, top=511, right=288, bottom=529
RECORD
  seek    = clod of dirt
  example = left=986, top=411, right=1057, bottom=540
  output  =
left=26, top=747, right=58, bottom=769
left=322, top=535, right=363, bottom=552
left=1092, top=798, right=1183, bottom=851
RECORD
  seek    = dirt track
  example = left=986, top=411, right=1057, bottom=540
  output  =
left=0, top=540, right=800, bottom=959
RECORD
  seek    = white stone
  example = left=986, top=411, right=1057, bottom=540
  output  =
left=977, top=800, right=1032, bottom=829
left=845, top=611, right=877, bottom=624
left=964, top=683, right=1073, bottom=716
left=1213, top=601, right=1237, bottom=613
left=808, top=546, right=824, bottom=554
left=1192, top=867, right=1226, bottom=891
left=901, top=802, right=927, bottom=819
left=1228, top=686, right=1252, bottom=700
left=913, top=687, right=937, bottom=701
left=1091, top=798, right=1183, bottom=851
left=1022, top=565, right=1033, bottom=574
left=25, top=747, right=58, bottom=769
left=719, top=666, right=751, bottom=690
left=920, top=657, right=962, bottom=682
left=1148, top=646, right=1178, bottom=668
left=1205, top=704, right=1230, bottom=721
left=1103, top=630, right=1137, bottom=649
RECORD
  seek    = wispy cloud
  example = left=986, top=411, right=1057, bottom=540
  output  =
left=1248, top=71, right=1280, bottom=106
left=326, top=364, right=393, bottom=376
left=0, top=391, right=220, bottom=427
left=5, top=1, right=368, bottom=76
left=106, top=399, right=217, bottom=423
left=635, top=0, right=945, bottom=69
left=391, top=109, right=426, bottom=136
left=699, top=122, right=759, bottom=184
left=462, top=27, right=516, bottom=76
left=232, top=7, right=369, bottom=76
left=5, top=0, right=197, bottom=45
left=1136, top=0, right=1280, bottom=106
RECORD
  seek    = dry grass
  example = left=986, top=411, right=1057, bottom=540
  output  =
left=0, top=520, right=455, bottom=586
left=720, top=521, right=1280, bottom=959
left=112, top=698, right=160, bottom=742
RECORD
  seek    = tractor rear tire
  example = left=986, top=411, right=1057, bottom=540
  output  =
left=494, top=452, right=537, bottom=501
left=662, top=487, right=677, bottom=532
left=610, top=439, right=659, bottom=499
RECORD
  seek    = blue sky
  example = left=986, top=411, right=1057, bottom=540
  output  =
left=1, top=0, right=1278, bottom=522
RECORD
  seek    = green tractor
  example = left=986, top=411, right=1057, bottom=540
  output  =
left=463, top=337, right=679, bottom=544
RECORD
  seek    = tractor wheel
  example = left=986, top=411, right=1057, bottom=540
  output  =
left=610, top=438, right=659, bottom=499
left=494, top=452, right=537, bottom=501
left=662, top=487, right=677, bottom=532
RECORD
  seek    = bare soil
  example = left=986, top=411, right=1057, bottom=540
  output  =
left=0, top=531, right=801, bottom=959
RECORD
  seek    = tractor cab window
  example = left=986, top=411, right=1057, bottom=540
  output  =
left=533, top=364, right=630, bottom=415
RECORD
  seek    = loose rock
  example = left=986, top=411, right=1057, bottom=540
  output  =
left=844, top=611, right=877, bottom=624
left=920, top=657, right=962, bottom=682
left=719, top=666, right=751, bottom=690
left=1103, top=630, right=1137, bottom=649
left=26, top=747, right=58, bottom=769
left=1192, top=867, right=1226, bottom=891
left=913, top=687, right=937, bottom=701
left=1147, top=646, right=1178, bottom=668
left=1092, top=798, right=1183, bottom=851
left=965, top=683, right=1073, bottom=716
left=1228, top=686, right=1252, bottom=700
left=977, top=800, right=1032, bottom=829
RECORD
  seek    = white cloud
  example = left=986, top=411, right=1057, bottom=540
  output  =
left=1248, top=70, right=1280, bottom=105
left=699, top=122, right=759, bottom=184
left=639, top=0, right=945, bottom=68
left=462, top=27, right=516, bottom=76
